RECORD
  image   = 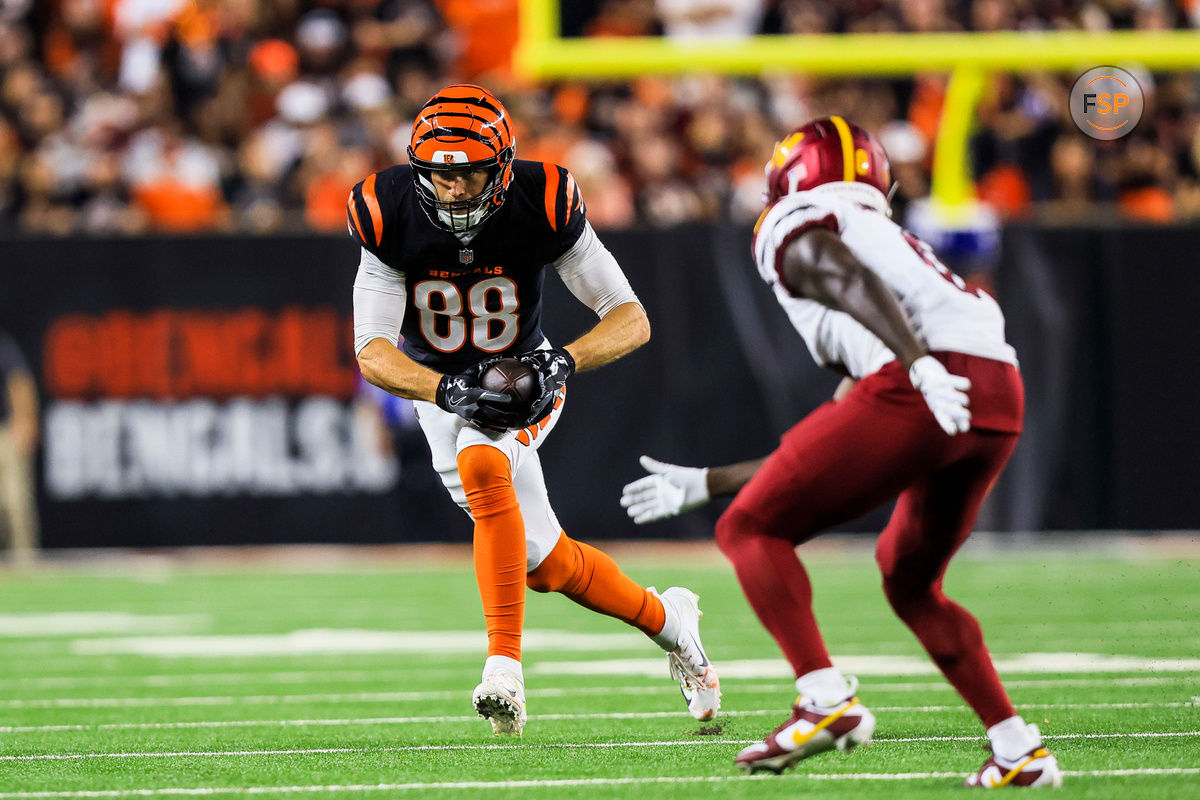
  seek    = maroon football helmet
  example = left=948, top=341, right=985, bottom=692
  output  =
left=764, top=116, right=892, bottom=209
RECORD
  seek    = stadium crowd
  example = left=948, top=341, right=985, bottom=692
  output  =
left=1, top=0, right=1198, bottom=235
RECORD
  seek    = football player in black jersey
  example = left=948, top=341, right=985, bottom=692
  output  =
left=348, top=84, right=720, bottom=736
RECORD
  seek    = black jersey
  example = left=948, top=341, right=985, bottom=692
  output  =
left=348, top=159, right=586, bottom=374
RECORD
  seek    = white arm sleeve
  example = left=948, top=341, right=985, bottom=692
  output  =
left=553, top=221, right=641, bottom=319
left=352, top=247, right=407, bottom=356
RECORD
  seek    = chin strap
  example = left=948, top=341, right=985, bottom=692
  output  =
left=885, top=181, right=900, bottom=216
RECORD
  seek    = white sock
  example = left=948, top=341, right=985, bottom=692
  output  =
left=987, top=716, right=1037, bottom=761
left=650, top=588, right=680, bottom=650
left=483, top=655, right=523, bottom=683
left=795, top=667, right=852, bottom=707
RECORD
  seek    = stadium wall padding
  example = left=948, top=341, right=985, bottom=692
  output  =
left=0, top=224, right=1196, bottom=548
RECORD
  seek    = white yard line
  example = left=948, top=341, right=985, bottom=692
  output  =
left=535, top=653, right=1200, bottom=679
left=67, top=630, right=649, bottom=658
left=3, top=674, right=1195, bottom=709
left=1, top=702, right=1192, bottom=735
left=0, top=768, right=1198, bottom=798
left=0, top=670, right=1193, bottom=692
left=0, top=670, right=413, bottom=690
left=0, top=614, right=206, bottom=638
left=2, top=731, right=1197, bottom=762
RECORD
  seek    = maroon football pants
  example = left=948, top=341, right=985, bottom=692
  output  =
left=715, top=354, right=1023, bottom=727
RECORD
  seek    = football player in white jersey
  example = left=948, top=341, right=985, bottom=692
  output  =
left=620, top=117, right=1062, bottom=787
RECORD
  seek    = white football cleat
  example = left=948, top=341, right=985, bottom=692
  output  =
left=471, top=670, right=527, bottom=736
left=655, top=587, right=721, bottom=721
left=735, top=678, right=875, bottom=774
left=965, top=725, right=1063, bottom=788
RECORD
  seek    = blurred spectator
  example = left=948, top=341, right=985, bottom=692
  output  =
left=435, top=0, right=518, bottom=79
left=656, top=0, right=764, bottom=39
left=113, top=0, right=190, bottom=95
left=1045, top=135, right=1099, bottom=220
left=0, top=0, right=1199, bottom=234
left=585, top=0, right=659, bottom=36
left=877, top=120, right=930, bottom=221
left=1117, top=137, right=1177, bottom=222
left=567, top=138, right=636, bottom=229
left=0, top=329, right=38, bottom=565
left=247, top=39, right=300, bottom=126
left=124, top=122, right=229, bottom=231
left=298, top=121, right=372, bottom=231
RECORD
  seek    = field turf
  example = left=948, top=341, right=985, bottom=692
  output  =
left=0, top=537, right=1197, bottom=799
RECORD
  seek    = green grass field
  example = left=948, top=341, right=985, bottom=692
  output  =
left=0, top=538, right=1197, bottom=799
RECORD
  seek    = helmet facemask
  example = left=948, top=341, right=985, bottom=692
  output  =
left=409, top=149, right=513, bottom=234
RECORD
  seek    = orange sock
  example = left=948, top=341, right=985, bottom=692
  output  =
left=457, top=445, right=525, bottom=661
left=527, top=534, right=666, bottom=637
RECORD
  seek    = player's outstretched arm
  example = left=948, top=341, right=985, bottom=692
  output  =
left=620, top=455, right=769, bottom=524
left=780, top=228, right=970, bottom=435
left=620, top=376, right=861, bottom=522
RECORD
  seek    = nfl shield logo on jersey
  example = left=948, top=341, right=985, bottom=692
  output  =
left=459, top=248, right=474, bottom=265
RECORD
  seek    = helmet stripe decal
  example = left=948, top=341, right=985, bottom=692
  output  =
left=362, top=174, right=383, bottom=246
left=543, top=163, right=561, bottom=231
left=418, top=92, right=504, bottom=118
left=417, top=97, right=511, bottom=140
left=413, top=126, right=497, bottom=146
left=419, top=111, right=498, bottom=126
left=829, top=116, right=856, bottom=182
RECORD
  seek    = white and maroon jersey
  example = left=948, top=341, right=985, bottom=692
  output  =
left=753, top=189, right=1017, bottom=379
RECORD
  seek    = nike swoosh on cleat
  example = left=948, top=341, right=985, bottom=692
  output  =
left=689, top=635, right=709, bottom=666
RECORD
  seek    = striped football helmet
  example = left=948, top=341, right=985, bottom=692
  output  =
left=408, top=84, right=515, bottom=233
left=764, top=116, right=893, bottom=214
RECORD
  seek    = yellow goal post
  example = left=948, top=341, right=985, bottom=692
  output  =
left=515, top=0, right=1200, bottom=218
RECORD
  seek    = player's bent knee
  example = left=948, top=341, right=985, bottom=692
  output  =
left=715, top=504, right=760, bottom=558
left=879, top=570, right=941, bottom=618
left=525, top=571, right=555, bottom=593
left=457, top=445, right=517, bottom=517
left=525, top=535, right=577, bottom=593
left=456, top=445, right=512, bottom=489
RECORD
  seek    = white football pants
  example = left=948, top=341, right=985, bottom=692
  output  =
left=412, top=385, right=567, bottom=571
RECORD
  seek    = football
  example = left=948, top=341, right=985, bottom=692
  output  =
left=480, top=358, right=538, bottom=406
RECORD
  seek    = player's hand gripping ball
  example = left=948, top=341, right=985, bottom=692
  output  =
left=482, top=357, right=559, bottom=428
left=516, top=347, right=574, bottom=426
left=436, top=359, right=527, bottom=431
left=480, top=358, right=538, bottom=406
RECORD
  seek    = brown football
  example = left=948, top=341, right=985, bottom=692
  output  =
left=480, top=358, right=538, bottom=405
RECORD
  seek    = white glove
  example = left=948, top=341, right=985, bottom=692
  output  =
left=620, top=455, right=710, bottom=524
left=908, top=355, right=971, bottom=435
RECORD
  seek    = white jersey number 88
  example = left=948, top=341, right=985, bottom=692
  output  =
left=412, top=277, right=520, bottom=353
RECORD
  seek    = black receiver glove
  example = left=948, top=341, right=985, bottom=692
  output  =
left=517, top=347, right=575, bottom=426
left=435, top=360, right=526, bottom=431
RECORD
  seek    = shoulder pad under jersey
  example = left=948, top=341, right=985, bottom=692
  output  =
left=511, top=159, right=587, bottom=258
left=347, top=166, right=408, bottom=257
